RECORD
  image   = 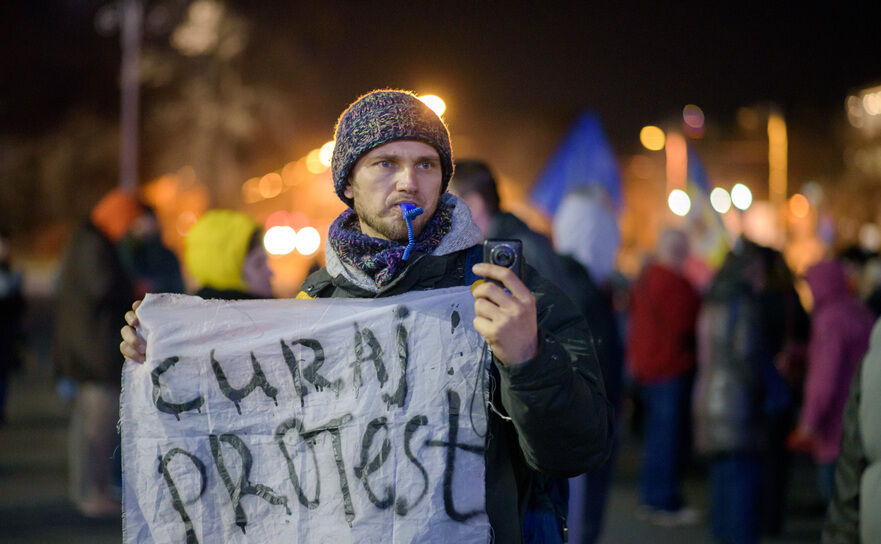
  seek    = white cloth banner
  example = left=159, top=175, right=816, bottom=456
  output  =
left=121, top=288, right=490, bottom=544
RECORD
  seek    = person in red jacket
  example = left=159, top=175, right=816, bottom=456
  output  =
left=628, top=228, right=701, bottom=526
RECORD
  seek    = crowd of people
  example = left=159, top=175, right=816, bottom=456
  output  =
left=2, top=89, right=876, bottom=543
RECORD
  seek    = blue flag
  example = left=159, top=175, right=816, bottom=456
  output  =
left=530, top=112, right=622, bottom=215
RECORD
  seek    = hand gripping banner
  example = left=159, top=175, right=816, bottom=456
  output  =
left=121, top=288, right=490, bottom=544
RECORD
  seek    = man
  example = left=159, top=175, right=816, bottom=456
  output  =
left=59, top=188, right=144, bottom=517
left=122, top=89, right=612, bottom=542
left=448, top=160, right=574, bottom=293
left=553, top=187, right=624, bottom=544
left=628, top=229, right=700, bottom=526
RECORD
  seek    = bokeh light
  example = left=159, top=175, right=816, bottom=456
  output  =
left=241, top=177, right=261, bottom=203
left=682, top=104, right=705, bottom=138
left=418, top=95, right=446, bottom=117
left=264, top=210, right=291, bottom=230
left=258, top=173, right=283, bottom=199
left=306, top=149, right=327, bottom=174
left=263, top=226, right=297, bottom=255
left=282, top=161, right=301, bottom=187
left=860, top=223, right=881, bottom=251
left=710, top=187, right=732, bottom=214
left=668, top=189, right=691, bottom=216
left=683, top=105, right=705, bottom=128
left=731, top=183, right=753, bottom=211
left=788, top=193, right=810, bottom=219
left=640, top=126, right=666, bottom=151
left=295, top=226, right=321, bottom=256
left=319, top=141, right=335, bottom=167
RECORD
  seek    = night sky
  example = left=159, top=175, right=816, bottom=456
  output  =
left=2, top=1, right=878, bottom=159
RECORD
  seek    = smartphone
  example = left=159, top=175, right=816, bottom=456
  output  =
left=483, top=239, right=523, bottom=284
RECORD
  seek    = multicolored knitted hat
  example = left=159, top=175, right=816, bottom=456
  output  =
left=331, top=89, right=453, bottom=207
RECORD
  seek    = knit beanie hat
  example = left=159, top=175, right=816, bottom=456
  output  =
left=184, top=210, right=260, bottom=292
left=331, top=90, right=454, bottom=207
left=90, top=188, right=143, bottom=242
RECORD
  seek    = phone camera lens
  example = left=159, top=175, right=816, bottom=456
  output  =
left=490, top=244, right=516, bottom=268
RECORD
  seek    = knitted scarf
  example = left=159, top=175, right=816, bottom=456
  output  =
left=328, top=199, right=453, bottom=288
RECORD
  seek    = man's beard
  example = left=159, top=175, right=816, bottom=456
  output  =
left=353, top=205, right=410, bottom=242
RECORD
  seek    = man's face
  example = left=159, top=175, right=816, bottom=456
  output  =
left=344, top=140, right=443, bottom=241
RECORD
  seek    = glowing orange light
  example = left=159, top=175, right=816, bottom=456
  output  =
left=640, top=126, right=666, bottom=151
left=242, top=177, right=261, bottom=203
left=265, top=210, right=291, bottom=230
left=789, top=193, right=810, bottom=219
left=319, top=141, right=335, bottom=167
left=418, top=95, right=446, bottom=117
left=259, top=173, right=283, bottom=199
left=306, top=149, right=327, bottom=174
left=282, top=161, right=301, bottom=187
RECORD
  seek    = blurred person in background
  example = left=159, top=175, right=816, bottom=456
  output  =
left=119, top=209, right=274, bottom=378
left=117, top=204, right=184, bottom=298
left=822, top=317, right=881, bottom=543
left=182, top=209, right=273, bottom=301
left=628, top=228, right=701, bottom=527
left=53, top=188, right=142, bottom=517
left=448, top=159, right=575, bottom=293
left=0, top=230, right=25, bottom=426
left=790, top=259, right=874, bottom=502
left=449, top=159, right=580, bottom=539
left=837, top=245, right=881, bottom=317
left=553, top=186, right=623, bottom=544
left=694, top=238, right=805, bottom=544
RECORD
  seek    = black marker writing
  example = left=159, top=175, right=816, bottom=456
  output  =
left=210, top=350, right=279, bottom=415
left=426, top=390, right=485, bottom=522
left=159, top=447, right=207, bottom=544
left=382, top=323, right=409, bottom=409
left=397, top=415, right=430, bottom=516
left=209, top=433, right=290, bottom=534
left=351, top=323, right=389, bottom=396
left=353, top=416, right=394, bottom=509
left=275, top=414, right=355, bottom=525
left=152, top=356, right=204, bottom=420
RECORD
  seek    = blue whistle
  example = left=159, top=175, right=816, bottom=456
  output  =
left=400, top=202, right=424, bottom=260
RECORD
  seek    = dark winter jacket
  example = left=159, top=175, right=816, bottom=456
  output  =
left=693, top=244, right=794, bottom=455
left=54, top=221, right=135, bottom=385
left=822, top=318, right=881, bottom=543
left=558, top=255, right=623, bottom=410
left=299, top=199, right=612, bottom=544
left=0, top=262, right=25, bottom=377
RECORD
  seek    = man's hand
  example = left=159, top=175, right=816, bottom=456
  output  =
left=119, top=299, right=146, bottom=363
left=470, top=263, right=538, bottom=366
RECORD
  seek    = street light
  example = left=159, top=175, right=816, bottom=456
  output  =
left=263, top=226, right=297, bottom=255
left=710, top=187, right=732, bottom=214
left=731, top=183, right=753, bottom=211
left=418, top=95, right=446, bottom=117
left=640, top=126, right=666, bottom=151
left=668, top=189, right=691, bottom=216
left=295, top=227, right=321, bottom=256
